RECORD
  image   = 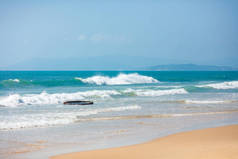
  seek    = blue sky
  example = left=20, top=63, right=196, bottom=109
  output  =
left=0, top=0, right=238, bottom=70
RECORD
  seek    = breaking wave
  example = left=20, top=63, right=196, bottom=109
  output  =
left=1, top=79, right=21, bottom=84
left=0, top=90, right=120, bottom=107
left=75, top=73, right=159, bottom=85
left=0, top=105, right=141, bottom=130
left=181, top=100, right=236, bottom=104
left=0, top=88, right=188, bottom=107
left=123, top=88, right=188, bottom=96
left=197, top=81, right=238, bottom=89
left=7, top=79, right=20, bottom=83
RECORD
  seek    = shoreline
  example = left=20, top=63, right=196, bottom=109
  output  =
left=51, top=124, right=238, bottom=159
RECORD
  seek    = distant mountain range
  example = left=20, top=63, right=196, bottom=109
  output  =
left=146, top=64, right=237, bottom=71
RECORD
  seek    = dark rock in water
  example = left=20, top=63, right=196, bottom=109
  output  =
left=63, top=100, right=94, bottom=105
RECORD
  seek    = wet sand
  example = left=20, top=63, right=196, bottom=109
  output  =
left=51, top=124, right=238, bottom=159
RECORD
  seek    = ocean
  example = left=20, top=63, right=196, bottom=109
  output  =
left=1, top=71, right=238, bottom=159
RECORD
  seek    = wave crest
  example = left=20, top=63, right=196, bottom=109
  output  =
left=75, top=73, right=159, bottom=85
left=197, top=81, right=238, bottom=89
left=0, top=88, right=188, bottom=107
left=0, top=90, right=120, bottom=107
left=123, top=88, right=188, bottom=96
left=182, top=100, right=236, bottom=104
left=4, top=79, right=20, bottom=83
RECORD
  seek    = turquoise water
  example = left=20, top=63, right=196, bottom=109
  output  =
left=1, top=71, right=238, bottom=89
left=0, top=71, right=238, bottom=159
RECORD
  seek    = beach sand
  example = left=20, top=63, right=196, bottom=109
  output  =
left=51, top=125, right=238, bottom=159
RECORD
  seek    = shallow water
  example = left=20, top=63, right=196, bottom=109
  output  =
left=0, top=71, right=238, bottom=158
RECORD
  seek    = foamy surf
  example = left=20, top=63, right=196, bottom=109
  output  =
left=197, top=81, right=238, bottom=89
left=5, top=79, right=20, bottom=83
left=0, top=90, right=120, bottom=107
left=0, top=88, right=188, bottom=107
left=0, top=105, right=141, bottom=130
left=182, top=100, right=236, bottom=104
left=75, top=73, right=159, bottom=85
left=2, top=107, right=238, bottom=130
left=123, top=88, right=188, bottom=96
left=75, top=110, right=238, bottom=122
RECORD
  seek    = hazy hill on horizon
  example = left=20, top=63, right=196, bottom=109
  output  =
left=1, top=55, right=237, bottom=71
left=146, top=64, right=237, bottom=71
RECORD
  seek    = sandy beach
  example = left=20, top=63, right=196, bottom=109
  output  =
left=51, top=125, right=238, bottom=159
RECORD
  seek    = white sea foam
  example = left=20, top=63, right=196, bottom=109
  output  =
left=79, top=110, right=238, bottom=121
left=183, top=100, right=235, bottom=104
left=0, top=90, right=120, bottom=107
left=123, top=88, right=188, bottom=96
left=6, top=79, right=20, bottom=83
left=0, top=88, right=188, bottom=107
left=197, top=81, right=238, bottom=89
left=0, top=105, right=141, bottom=130
left=155, top=85, right=182, bottom=88
left=2, top=108, right=234, bottom=130
left=75, top=73, right=159, bottom=85
left=171, top=110, right=238, bottom=117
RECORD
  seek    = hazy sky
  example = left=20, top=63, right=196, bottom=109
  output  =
left=0, top=0, right=238, bottom=70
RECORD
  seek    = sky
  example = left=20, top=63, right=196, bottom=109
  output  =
left=0, top=0, right=238, bottom=70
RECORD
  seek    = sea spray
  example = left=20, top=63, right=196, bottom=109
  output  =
left=0, top=90, right=120, bottom=107
left=0, top=88, right=188, bottom=107
left=123, top=88, right=188, bottom=96
left=75, top=73, right=159, bottom=85
left=197, top=81, right=238, bottom=89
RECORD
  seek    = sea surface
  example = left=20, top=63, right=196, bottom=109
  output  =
left=0, top=71, right=238, bottom=159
